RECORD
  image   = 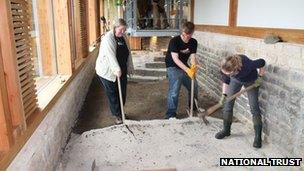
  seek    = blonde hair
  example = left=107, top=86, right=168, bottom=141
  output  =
left=113, top=18, right=127, bottom=29
left=221, top=54, right=243, bottom=73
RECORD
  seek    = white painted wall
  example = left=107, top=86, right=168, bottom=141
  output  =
left=194, top=0, right=229, bottom=26
left=237, top=0, right=304, bottom=29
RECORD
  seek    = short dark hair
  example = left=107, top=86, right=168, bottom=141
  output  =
left=182, top=22, right=195, bottom=34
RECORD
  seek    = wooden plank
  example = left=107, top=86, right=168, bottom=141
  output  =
left=128, top=37, right=142, bottom=50
left=21, top=84, right=35, bottom=98
left=99, top=0, right=104, bottom=35
left=88, top=0, right=98, bottom=47
left=0, top=47, right=99, bottom=170
left=53, top=0, right=73, bottom=75
left=23, top=97, right=37, bottom=114
left=20, top=75, right=33, bottom=88
left=0, top=0, right=26, bottom=128
left=20, top=81, right=34, bottom=94
left=36, top=0, right=55, bottom=76
left=190, top=0, right=194, bottom=22
left=229, top=0, right=238, bottom=27
left=195, top=25, right=304, bottom=44
left=18, top=65, right=33, bottom=76
left=22, top=91, right=36, bottom=103
left=0, top=42, right=14, bottom=152
left=24, top=104, right=37, bottom=119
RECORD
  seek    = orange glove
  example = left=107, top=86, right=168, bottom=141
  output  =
left=186, top=68, right=195, bottom=79
left=186, top=64, right=198, bottom=79
left=191, top=64, right=198, bottom=74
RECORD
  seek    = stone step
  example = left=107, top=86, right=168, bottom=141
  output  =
left=145, top=62, right=166, bottom=69
left=133, top=69, right=167, bottom=77
left=154, top=57, right=165, bottom=62
left=128, top=75, right=166, bottom=82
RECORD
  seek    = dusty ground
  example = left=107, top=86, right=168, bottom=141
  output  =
left=73, top=75, right=219, bottom=134
left=60, top=118, right=292, bottom=171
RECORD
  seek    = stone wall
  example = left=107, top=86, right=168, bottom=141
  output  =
left=7, top=50, right=98, bottom=170
left=194, top=31, right=304, bottom=158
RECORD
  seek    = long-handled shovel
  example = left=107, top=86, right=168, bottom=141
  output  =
left=198, top=84, right=256, bottom=120
left=117, top=77, right=126, bottom=123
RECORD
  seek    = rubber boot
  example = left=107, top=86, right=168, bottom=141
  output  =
left=253, top=124, right=262, bottom=148
left=215, top=120, right=231, bottom=139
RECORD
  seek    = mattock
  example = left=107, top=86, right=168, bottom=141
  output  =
left=198, top=84, right=256, bottom=121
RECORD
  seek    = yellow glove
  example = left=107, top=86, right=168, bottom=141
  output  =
left=191, top=64, right=198, bottom=74
left=186, top=64, right=198, bottom=79
left=186, top=68, right=194, bottom=79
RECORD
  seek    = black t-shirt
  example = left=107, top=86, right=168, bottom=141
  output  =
left=115, top=36, right=129, bottom=75
left=165, top=36, right=198, bottom=69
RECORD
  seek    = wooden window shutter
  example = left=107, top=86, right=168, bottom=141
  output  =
left=80, top=0, right=88, bottom=58
left=9, top=0, right=38, bottom=121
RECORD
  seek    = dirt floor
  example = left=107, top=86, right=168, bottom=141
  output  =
left=73, top=75, right=220, bottom=134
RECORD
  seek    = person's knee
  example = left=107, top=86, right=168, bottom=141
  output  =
left=252, top=114, right=262, bottom=125
left=249, top=103, right=261, bottom=116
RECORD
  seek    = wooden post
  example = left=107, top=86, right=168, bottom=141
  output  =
left=88, top=0, right=98, bottom=46
left=190, top=0, right=194, bottom=22
left=36, top=0, right=56, bottom=76
left=99, top=0, right=105, bottom=35
left=0, top=43, right=14, bottom=152
left=0, top=0, right=27, bottom=129
left=53, top=0, right=73, bottom=75
left=229, top=0, right=238, bottom=27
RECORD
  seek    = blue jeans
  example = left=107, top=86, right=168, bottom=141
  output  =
left=166, top=67, right=198, bottom=118
left=223, top=78, right=262, bottom=125
left=98, top=75, right=127, bottom=117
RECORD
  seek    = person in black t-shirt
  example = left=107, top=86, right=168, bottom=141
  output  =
left=165, top=22, right=199, bottom=119
left=215, top=54, right=266, bottom=148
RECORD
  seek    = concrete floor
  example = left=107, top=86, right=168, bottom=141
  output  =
left=60, top=118, right=292, bottom=171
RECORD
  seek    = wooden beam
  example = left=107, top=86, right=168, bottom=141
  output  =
left=95, top=0, right=101, bottom=37
left=99, top=0, right=104, bottom=35
left=0, top=0, right=27, bottom=129
left=36, top=0, right=56, bottom=76
left=53, top=0, right=73, bottom=75
left=0, top=43, right=14, bottom=152
left=190, top=0, right=194, bottom=22
left=229, top=0, right=238, bottom=27
left=0, top=48, right=99, bottom=170
left=195, top=25, right=304, bottom=44
left=88, top=0, right=96, bottom=46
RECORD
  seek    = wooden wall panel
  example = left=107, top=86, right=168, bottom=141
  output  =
left=0, top=44, right=14, bottom=152
left=10, top=0, right=38, bottom=121
left=53, top=0, right=73, bottom=75
left=37, top=0, right=55, bottom=76
left=88, top=0, right=98, bottom=46
left=128, top=37, right=142, bottom=50
left=0, top=0, right=27, bottom=129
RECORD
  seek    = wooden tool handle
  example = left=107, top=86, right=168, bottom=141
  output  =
left=117, top=77, right=125, bottom=123
left=206, top=84, right=256, bottom=116
left=190, top=78, right=194, bottom=117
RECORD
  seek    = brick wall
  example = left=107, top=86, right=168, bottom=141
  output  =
left=194, top=32, right=304, bottom=157
left=7, top=49, right=98, bottom=170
